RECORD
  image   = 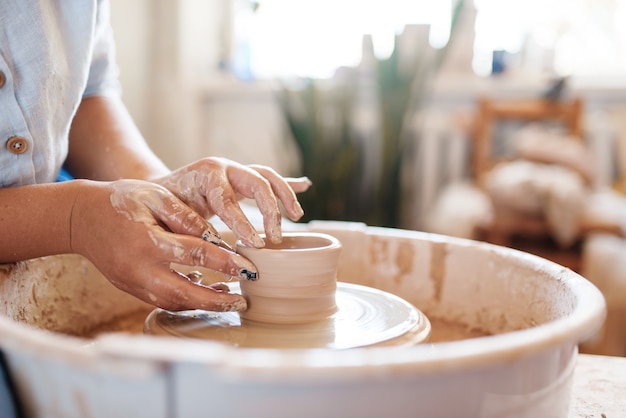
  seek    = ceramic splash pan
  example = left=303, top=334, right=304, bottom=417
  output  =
left=0, top=221, right=606, bottom=418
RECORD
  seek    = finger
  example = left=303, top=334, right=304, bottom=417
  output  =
left=250, top=165, right=307, bottom=221
left=286, top=176, right=313, bottom=194
left=157, top=230, right=259, bottom=281
left=145, top=191, right=211, bottom=238
left=178, top=272, right=232, bottom=291
left=205, top=179, right=265, bottom=247
left=149, top=269, right=247, bottom=312
left=226, top=165, right=284, bottom=243
left=145, top=191, right=232, bottom=250
left=200, top=222, right=234, bottom=251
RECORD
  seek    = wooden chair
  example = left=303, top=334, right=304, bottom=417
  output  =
left=472, top=96, right=584, bottom=184
left=472, top=96, right=585, bottom=253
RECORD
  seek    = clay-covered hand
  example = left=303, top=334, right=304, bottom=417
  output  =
left=69, top=179, right=256, bottom=311
left=153, top=157, right=312, bottom=247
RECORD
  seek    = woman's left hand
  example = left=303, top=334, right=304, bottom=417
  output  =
left=154, top=157, right=311, bottom=248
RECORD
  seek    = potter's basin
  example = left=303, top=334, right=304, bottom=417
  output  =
left=0, top=221, right=606, bottom=418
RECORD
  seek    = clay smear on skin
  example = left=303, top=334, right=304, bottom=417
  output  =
left=207, top=185, right=262, bottom=246
left=163, top=170, right=206, bottom=213
left=109, top=182, right=258, bottom=285
left=109, top=182, right=189, bottom=263
left=166, top=169, right=223, bottom=214
left=173, top=169, right=266, bottom=247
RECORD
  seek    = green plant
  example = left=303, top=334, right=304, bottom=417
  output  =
left=278, top=1, right=464, bottom=227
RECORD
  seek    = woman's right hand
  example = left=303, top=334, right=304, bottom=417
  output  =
left=69, top=179, right=255, bottom=312
left=153, top=157, right=311, bottom=248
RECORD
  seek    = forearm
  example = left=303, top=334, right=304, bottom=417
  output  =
left=0, top=181, right=89, bottom=262
left=65, top=95, right=170, bottom=181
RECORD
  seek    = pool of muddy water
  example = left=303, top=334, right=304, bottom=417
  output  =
left=81, top=307, right=489, bottom=343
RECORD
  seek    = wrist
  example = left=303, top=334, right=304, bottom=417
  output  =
left=66, top=179, right=112, bottom=258
left=0, top=180, right=98, bottom=262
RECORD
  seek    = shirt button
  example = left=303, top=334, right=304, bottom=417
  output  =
left=0, top=71, right=5, bottom=89
left=6, top=136, right=29, bottom=154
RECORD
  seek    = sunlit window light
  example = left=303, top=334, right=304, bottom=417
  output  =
left=232, top=0, right=453, bottom=79
left=473, top=0, right=626, bottom=78
left=234, top=0, right=626, bottom=80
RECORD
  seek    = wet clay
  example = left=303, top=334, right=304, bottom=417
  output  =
left=236, top=233, right=341, bottom=324
left=143, top=232, right=432, bottom=349
left=88, top=309, right=487, bottom=344
left=144, top=282, right=431, bottom=349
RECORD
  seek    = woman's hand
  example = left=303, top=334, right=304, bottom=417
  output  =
left=67, top=97, right=311, bottom=248
left=153, top=157, right=312, bottom=247
left=69, top=179, right=256, bottom=312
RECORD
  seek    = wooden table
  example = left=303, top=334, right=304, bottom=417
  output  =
left=571, top=354, right=626, bottom=417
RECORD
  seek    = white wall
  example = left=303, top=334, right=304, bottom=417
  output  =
left=109, top=0, right=297, bottom=174
left=108, top=1, right=626, bottom=229
left=109, top=0, right=238, bottom=170
left=109, top=0, right=152, bottom=149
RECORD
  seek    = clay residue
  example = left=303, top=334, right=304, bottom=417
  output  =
left=368, top=236, right=389, bottom=266
left=429, top=242, right=447, bottom=302
left=80, top=307, right=154, bottom=338
left=394, top=243, right=414, bottom=285
left=367, top=237, right=416, bottom=286
left=428, top=316, right=490, bottom=342
left=0, top=261, right=29, bottom=276
left=79, top=310, right=492, bottom=345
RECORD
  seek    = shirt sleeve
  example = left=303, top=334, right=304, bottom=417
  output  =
left=83, top=0, right=122, bottom=98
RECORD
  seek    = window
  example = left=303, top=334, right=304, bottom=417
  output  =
left=232, top=0, right=453, bottom=79
left=233, top=0, right=626, bottom=81
left=473, top=0, right=626, bottom=78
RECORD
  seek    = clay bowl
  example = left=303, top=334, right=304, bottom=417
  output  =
left=237, top=232, right=341, bottom=324
left=0, top=221, right=606, bottom=418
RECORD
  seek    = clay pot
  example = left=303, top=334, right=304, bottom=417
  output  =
left=236, top=232, right=341, bottom=324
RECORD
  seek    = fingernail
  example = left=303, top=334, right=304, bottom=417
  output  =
left=202, top=228, right=222, bottom=244
left=187, top=270, right=203, bottom=284
left=208, top=282, right=231, bottom=292
left=266, top=223, right=282, bottom=244
left=230, top=254, right=259, bottom=280
left=203, top=228, right=235, bottom=252
left=239, top=269, right=258, bottom=281
left=292, top=200, right=304, bottom=218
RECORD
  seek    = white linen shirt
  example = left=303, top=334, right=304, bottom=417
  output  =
left=0, top=0, right=120, bottom=187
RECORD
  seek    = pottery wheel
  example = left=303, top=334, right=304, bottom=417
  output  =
left=144, top=282, right=431, bottom=349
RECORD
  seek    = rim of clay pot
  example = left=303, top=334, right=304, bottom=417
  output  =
left=0, top=230, right=606, bottom=379
left=236, top=231, right=341, bottom=253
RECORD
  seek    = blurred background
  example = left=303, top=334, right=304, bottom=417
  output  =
left=109, top=0, right=626, bottom=356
